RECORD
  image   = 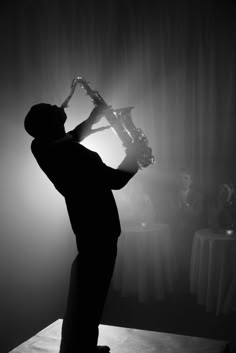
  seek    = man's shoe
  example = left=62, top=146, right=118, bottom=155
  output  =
left=95, top=345, right=110, bottom=352
left=60, top=344, right=110, bottom=353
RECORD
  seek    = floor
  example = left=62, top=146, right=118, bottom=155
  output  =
left=3, top=286, right=235, bottom=353
left=9, top=319, right=228, bottom=353
left=102, top=288, right=236, bottom=352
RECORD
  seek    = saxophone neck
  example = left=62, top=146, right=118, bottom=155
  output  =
left=61, top=78, right=79, bottom=108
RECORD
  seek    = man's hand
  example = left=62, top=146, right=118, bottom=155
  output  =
left=85, top=105, right=112, bottom=136
left=70, top=106, right=112, bottom=142
left=86, top=105, right=112, bottom=126
left=125, top=141, right=144, bottom=159
left=125, top=141, right=146, bottom=161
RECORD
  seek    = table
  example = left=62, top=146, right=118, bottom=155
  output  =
left=190, top=228, right=236, bottom=315
left=112, top=223, right=176, bottom=302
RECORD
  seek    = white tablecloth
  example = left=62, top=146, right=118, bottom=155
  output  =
left=112, top=223, right=175, bottom=302
left=190, top=228, right=236, bottom=315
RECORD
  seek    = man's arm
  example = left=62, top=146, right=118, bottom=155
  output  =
left=68, top=106, right=144, bottom=188
left=98, top=143, right=144, bottom=190
left=68, top=106, right=110, bottom=142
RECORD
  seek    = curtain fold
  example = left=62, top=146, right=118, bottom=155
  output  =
left=0, top=0, right=236, bottom=192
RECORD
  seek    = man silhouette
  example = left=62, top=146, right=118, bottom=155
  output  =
left=24, top=103, right=140, bottom=353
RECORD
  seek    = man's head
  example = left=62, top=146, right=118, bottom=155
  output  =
left=24, top=103, right=67, bottom=140
left=218, top=183, right=235, bottom=204
left=179, top=170, right=193, bottom=190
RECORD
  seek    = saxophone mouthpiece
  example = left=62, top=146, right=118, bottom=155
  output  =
left=74, top=76, right=88, bottom=86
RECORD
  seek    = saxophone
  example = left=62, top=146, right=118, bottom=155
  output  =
left=61, top=77, right=155, bottom=169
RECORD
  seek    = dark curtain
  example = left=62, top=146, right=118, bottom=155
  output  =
left=1, top=1, right=236, bottom=188
left=0, top=0, right=236, bottom=351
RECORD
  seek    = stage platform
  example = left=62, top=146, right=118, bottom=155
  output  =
left=9, top=319, right=228, bottom=353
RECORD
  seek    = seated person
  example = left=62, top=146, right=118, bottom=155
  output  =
left=208, top=182, right=236, bottom=232
left=115, top=179, right=156, bottom=228
left=167, top=169, right=206, bottom=291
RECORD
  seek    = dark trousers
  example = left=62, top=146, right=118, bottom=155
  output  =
left=60, top=237, right=117, bottom=353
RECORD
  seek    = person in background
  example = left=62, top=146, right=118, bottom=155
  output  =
left=24, top=103, right=142, bottom=353
left=168, top=169, right=206, bottom=292
left=208, top=182, right=236, bottom=232
left=116, top=179, right=156, bottom=227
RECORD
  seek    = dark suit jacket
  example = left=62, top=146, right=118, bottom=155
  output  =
left=168, top=187, right=206, bottom=230
left=31, top=136, right=138, bottom=246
